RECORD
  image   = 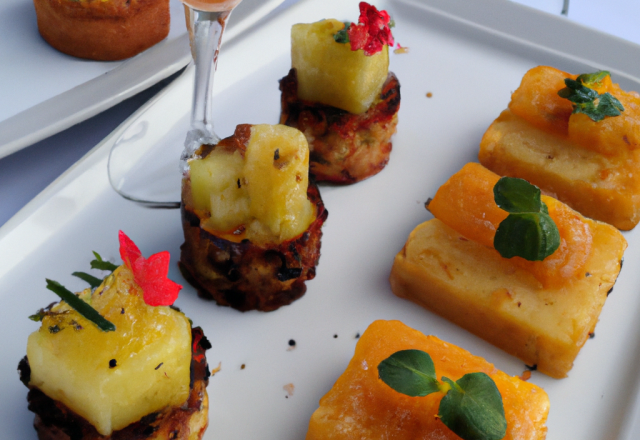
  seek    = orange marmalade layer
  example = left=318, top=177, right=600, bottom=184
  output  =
left=428, top=163, right=592, bottom=288
left=509, top=65, right=640, bottom=156
left=306, top=320, right=549, bottom=440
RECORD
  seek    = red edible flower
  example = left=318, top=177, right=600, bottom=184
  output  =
left=347, top=2, right=394, bottom=56
left=118, top=230, right=182, bottom=306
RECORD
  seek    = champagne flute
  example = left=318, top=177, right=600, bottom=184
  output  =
left=108, top=0, right=243, bottom=208
left=181, top=0, right=243, bottom=172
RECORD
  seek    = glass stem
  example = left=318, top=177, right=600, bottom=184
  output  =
left=182, top=7, right=232, bottom=165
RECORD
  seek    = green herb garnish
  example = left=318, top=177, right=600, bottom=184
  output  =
left=379, top=350, right=506, bottom=440
left=29, top=310, right=46, bottom=322
left=90, top=251, right=118, bottom=272
left=45, top=279, right=115, bottom=332
left=72, top=272, right=103, bottom=288
left=493, top=177, right=560, bottom=261
left=558, top=70, right=624, bottom=122
left=333, top=22, right=351, bottom=44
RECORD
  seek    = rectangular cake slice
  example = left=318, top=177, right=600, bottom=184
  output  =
left=306, top=320, right=549, bottom=439
left=389, top=215, right=625, bottom=378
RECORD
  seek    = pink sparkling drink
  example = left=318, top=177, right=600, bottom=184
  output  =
left=181, top=0, right=242, bottom=12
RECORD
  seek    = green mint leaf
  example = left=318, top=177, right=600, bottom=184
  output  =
left=576, top=70, right=610, bottom=87
left=72, top=272, right=103, bottom=288
left=45, top=279, right=115, bottom=332
left=558, top=78, right=598, bottom=104
left=439, top=373, right=507, bottom=440
left=558, top=72, right=624, bottom=122
left=493, top=177, right=560, bottom=261
left=596, top=92, right=624, bottom=118
left=494, top=211, right=560, bottom=261
left=334, top=22, right=351, bottom=44
left=90, top=251, right=118, bottom=272
left=493, top=177, right=542, bottom=213
left=378, top=349, right=441, bottom=397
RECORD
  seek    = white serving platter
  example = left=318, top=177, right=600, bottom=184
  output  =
left=2, top=0, right=640, bottom=438
left=0, top=0, right=285, bottom=160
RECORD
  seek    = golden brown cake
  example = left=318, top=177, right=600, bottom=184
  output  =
left=33, top=0, right=170, bottom=61
left=390, top=163, right=626, bottom=378
left=306, top=320, right=549, bottom=439
left=180, top=124, right=327, bottom=312
left=479, top=66, right=640, bottom=230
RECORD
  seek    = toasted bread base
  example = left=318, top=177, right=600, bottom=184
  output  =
left=279, top=69, right=400, bottom=184
left=33, top=0, right=169, bottom=61
left=390, top=218, right=626, bottom=378
left=19, top=327, right=211, bottom=439
left=306, top=320, right=549, bottom=440
left=479, top=109, right=640, bottom=230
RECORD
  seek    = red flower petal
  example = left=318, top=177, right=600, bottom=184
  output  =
left=348, top=2, right=394, bottom=56
left=119, top=230, right=141, bottom=271
left=348, top=23, right=368, bottom=51
left=118, top=231, right=182, bottom=306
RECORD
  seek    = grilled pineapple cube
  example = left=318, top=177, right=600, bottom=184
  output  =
left=188, top=124, right=315, bottom=244
left=190, top=148, right=251, bottom=232
left=291, top=19, right=389, bottom=114
left=26, top=266, right=192, bottom=436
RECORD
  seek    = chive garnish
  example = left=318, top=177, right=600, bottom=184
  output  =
left=45, top=279, right=115, bottom=332
left=90, top=251, right=118, bottom=272
left=72, top=272, right=102, bottom=288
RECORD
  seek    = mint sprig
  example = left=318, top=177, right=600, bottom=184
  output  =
left=333, top=22, right=351, bottom=44
left=558, top=71, right=624, bottom=122
left=377, top=349, right=441, bottom=396
left=45, top=279, right=115, bottom=332
left=493, top=177, right=560, bottom=261
left=379, top=350, right=506, bottom=440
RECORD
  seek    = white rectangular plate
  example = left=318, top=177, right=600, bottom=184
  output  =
left=2, top=0, right=640, bottom=438
left=0, top=0, right=285, bottom=159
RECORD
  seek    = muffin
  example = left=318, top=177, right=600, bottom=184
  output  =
left=33, top=0, right=170, bottom=60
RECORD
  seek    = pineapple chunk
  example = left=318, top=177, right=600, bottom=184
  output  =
left=190, top=148, right=251, bottom=232
left=26, top=266, right=192, bottom=436
left=188, top=124, right=315, bottom=244
left=291, top=19, right=389, bottom=114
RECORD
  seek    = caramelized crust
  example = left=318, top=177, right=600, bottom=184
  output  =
left=19, top=327, right=211, bottom=440
left=180, top=183, right=327, bottom=312
left=33, top=0, right=169, bottom=61
left=279, top=69, right=400, bottom=184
